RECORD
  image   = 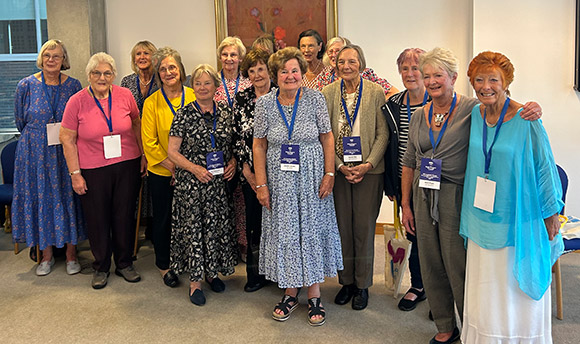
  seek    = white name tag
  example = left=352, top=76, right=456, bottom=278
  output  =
left=46, top=122, right=61, bottom=146
left=103, top=134, right=122, bottom=159
left=474, top=176, right=496, bottom=213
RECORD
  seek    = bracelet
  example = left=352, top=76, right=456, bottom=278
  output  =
left=256, top=184, right=267, bottom=189
left=325, top=172, right=335, bottom=177
left=69, top=169, right=81, bottom=176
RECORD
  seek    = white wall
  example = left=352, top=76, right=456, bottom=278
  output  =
left=105, top=0, right=580, bottom=218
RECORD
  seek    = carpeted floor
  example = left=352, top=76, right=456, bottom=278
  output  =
left=1, top=230, right=579, bottom=344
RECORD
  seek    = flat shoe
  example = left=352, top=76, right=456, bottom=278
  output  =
left=66, top=260, right=81, bottom=275
left=206, top=276, right=225, bottom=293
left=163, top=270, right=179, bottom=288
left=190, top=288, right=206, bottom=306
left=115, top=265, right=141, bottom=283
left=352, top=288, right=368, bottom=310
left=244, top=278, right=267, bottom=292
left=36, top=257, right=55, bottom=276
left=429, top=327, right=460, bottom=344
left=92, top=271, right=109, bottom=289
left=398, top=288, right=426, bottom=311
left=334, top=284, right=354, bottom=305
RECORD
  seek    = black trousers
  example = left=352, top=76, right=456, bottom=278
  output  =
left=80, top=158, right=140, bottom=272
left=241, top=182, right=263, bottom=283
left=148, top=172, right=173, bottom=270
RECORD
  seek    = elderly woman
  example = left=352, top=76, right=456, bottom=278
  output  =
left=120, top=40, right=159, bottom=113
left=382, top=48, right=429, bottom=311
left=253, top=47, right=343, bottom=326
left=298, top=29, right=326, bottom=89
left=460, top=51, right=562, bottom=343
left=251, top=34, right=275, bottom=54
left=167, top=64, right=237, bottom=306
left=215, top=36, right=252, bottom=107
left=61, top=52, right=145, bottom=289
left=315, top=37, right=398, bottom=97
left=12, top=39, right=85, bottom=276
left=321, top=44, right=388, bottom=311
left=400, top=47, right=542, bottom=344
left=141, top=47, right=196, bottom=288
left=233, top=48, right=277, bottom=292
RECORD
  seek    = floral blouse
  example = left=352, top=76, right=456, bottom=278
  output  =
left=214, top=73, right=252, bottom=108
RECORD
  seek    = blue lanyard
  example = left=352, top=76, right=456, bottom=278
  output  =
left=405, top=90, right=429, bottom=122
left=330, top=70, right=336, bottom=83
left=89, top=86, right=113, bottom=133
left=161, top=86, right=185, bottom=117
left=136, top=75, right=154, bottom=104
left=428, top=92, right=457, bottom=153
left=482, top=98, right=510, bottom=175
left=221, top=70, right=239, bottom=108
left=41, top=72, right=61, bottom=121
left=276, top=88, right=301, bottom=141
left=194, top=101, right=218, bottom=148
left=340, top=77, right=363, bottom=130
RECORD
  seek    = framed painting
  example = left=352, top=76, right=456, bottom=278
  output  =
left=214, top=0, right=337, bottom=51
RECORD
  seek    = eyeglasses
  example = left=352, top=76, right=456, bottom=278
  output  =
left=159, top=65, right=178, bottom=74
left=91, top=70, right=114, bottom=78
left=42, top=54, right=64, bottom=61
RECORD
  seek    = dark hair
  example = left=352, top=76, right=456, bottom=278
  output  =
left=298, top=29, right=325, bottom=60
left=240, top=49, right=271, bottom=78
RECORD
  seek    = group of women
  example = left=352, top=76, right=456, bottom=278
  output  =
left=11, top=29, right=563, bottom=342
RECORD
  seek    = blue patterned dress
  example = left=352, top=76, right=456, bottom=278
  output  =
left=254, top=87, right=343, bottom=288
left=12, top=74, right=86, bottom=250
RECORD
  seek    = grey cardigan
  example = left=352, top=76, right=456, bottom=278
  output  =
left=322, top=79, right=389, bottom=174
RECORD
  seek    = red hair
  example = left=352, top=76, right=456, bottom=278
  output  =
left=467, top=51, right=514, bottom=90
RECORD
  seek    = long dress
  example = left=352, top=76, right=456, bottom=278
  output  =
left=254, top=87, right=343, bottom=288
left=169, top=101, right=238, bottom=281
left=12, top=74, right=86, bottom=250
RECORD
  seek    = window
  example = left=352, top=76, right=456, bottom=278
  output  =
left=0, top=0, right=48, bottom=134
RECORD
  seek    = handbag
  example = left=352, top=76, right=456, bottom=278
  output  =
left=384, top=199, right=412, bottom=298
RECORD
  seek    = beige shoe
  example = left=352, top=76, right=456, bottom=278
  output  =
left=92, top=271, right=109, bottom=289
left=115, top=265, right=141, bottom=283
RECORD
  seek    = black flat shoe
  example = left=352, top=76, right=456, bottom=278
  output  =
left=429, top=327, right=460, bottom=344
left=189, top=288, right=206, bottom=306
left=206, top=276, right=225, bottom=293
left=352, top=288, right=369, bottom=310
left=398, top=287, right=426, bottom=311
left=244, top=278, right=268, bottom=292
left=163, top=270, right=179, bottom=288
left=334, top=284, right=354, bottom=305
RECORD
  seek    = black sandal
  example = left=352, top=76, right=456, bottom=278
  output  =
left=272, top=294, right=299, bottom=321
left=398, top=287, right=426, bottom=311
left=307, top=297, right=326, bottom=326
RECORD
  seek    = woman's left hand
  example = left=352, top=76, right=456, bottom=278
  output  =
left=348, top=162, right=372, bottom=184
left=544, top=213, right=560, bottom=240
left=318, top=174, right=334, bottom=199
left=520, top=101, right=542, bottom=121
left=224, top=157, right=237, bottom=181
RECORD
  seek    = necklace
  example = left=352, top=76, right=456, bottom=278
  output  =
left=306, top=59, right=322, bottom=75
left=139, top=75, right=152, bottom=86
left=434, top=113, right=448, bottom=127
left=485, top=117, right=498, bottom=128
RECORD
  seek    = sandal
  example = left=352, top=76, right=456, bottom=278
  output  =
left=272, top=294, right=299, bottom=321
left=398, top=287, right=426, bottom=311
left=307, top=297, right=326, bottom=326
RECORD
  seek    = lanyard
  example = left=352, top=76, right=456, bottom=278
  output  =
left=330, top=70, right=336, bottom=83
left=41, top=72, right=61, bottom=121
left=89, top=86, right=113, bottom=133
left=194, top=101, right=218, bottom=148
left=276, top=88, right=301, bottom=141
left=405, top=90, right=429, bottom=122
left=482, top=98, right=510, bottom=175
left=428, top=92, right=457, bottom=154
left=221, top=70, right=240, bottom=108
left=340, top=77, right=363, bottom=130
left=136, top=75, right=154, bottom=104
left=161, top=86, right=185, bottom=117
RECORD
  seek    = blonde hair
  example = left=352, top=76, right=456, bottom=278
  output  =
left=191, top=64, right=221, bottom=88
left=130, top=40, right=157, bottom=74
left=36, top=39, right=71, bottom=70
left=419, top=47, right=459, bottom=78
left=217, top=36, right=247, bottom=61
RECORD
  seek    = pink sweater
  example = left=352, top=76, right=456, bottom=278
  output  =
left=62, top=85, right=141, bottom=169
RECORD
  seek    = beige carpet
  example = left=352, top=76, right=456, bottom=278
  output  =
left=1, top=231, right=579, bottom=344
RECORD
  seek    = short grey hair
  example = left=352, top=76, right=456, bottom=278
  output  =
left=336, top=44, right=366, bottom=73
left=419, top=47, right=459, bottom=78
left=37, top=39, right=71, bottom=70
left=153, top=46, right=187, bottom=86
left=191, top=64, right=221, bottom=88
left=217, top=36, right=247, bottom=61
left=85, top=52, right=117, bottom=81
left=323, top=36, right=351, bottom=67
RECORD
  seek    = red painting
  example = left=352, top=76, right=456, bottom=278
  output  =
left=226, top=0, right=328, bottom=49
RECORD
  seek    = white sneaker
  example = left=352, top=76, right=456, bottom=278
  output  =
left=36, top=257, right=55, bottom=276
left=66, top=260, right=81, bottom=275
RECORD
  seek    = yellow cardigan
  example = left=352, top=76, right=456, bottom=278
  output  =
left=141, top=87, right=196, bottom=176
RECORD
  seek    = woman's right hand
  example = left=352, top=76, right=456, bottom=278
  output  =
left=191, top=164, right=214, bottom=183
left=256, top=186, right=271, bottom=210
left=401, top=204, right=416, bottom=235
left=71, top=174, right=88, bottom=195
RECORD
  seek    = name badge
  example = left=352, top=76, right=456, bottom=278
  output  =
left=206, top=151, right=224, bottom=175
left=103, top=134, right=122, bottom=159
left=46, top=122, right=61, bottom=146
left=342, top=136, right=362, bottom=162
left=280, top=144, right=299, bottom=171
left=419, top=158, right=442, bottom=190
left=474, top=176, right=496, bottom=213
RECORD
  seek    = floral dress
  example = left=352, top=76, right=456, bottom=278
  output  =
left=169, top=101, right=238, bottom=281
left=254, top=87, right=343, bottom=288
left=12, top=74, right=86, bottom=250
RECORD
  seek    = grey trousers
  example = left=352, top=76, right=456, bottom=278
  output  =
left=334, top=173, right=383, bottom=289
left=413, top=176, right=466, bottom=333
